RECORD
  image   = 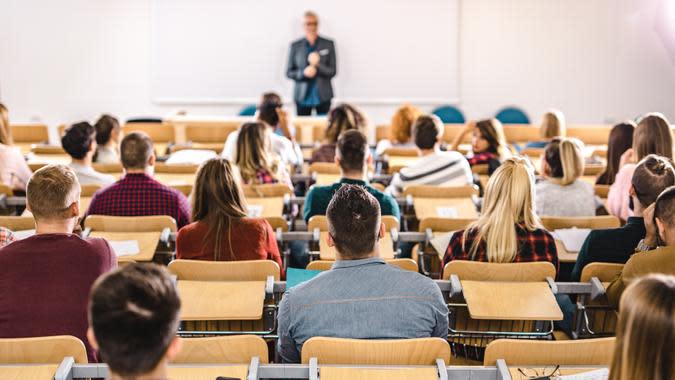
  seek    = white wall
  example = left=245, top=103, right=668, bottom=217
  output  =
left=1, top=0, right=674, bottom=134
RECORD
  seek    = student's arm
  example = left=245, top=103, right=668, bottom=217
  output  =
left=303, top=189, right=316, bottom=222
left=431, top=285, right=450, bottom=338
left=277, top=292, right=301, bottom=363
left=386, top=173, right=402, bottom=198
left=605, top=271, right=626, bottom=308
left=14, top=150, right=32, bottom=189
left=315, top=41, right=337, bottom=79
left=450, top=121, right=475, bottom=151
left=286, top=43, right=304, bottom=81
left=384, top=194, right=401, bottom=221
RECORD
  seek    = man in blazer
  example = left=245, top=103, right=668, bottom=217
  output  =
left=286, top=11, right=337, bottom=116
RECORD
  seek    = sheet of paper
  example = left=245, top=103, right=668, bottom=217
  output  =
left=430, top=232, right=455, bottom=258
left=436, top=207, right=458, bottom=218
left=555, top=368, right=609, bottom=380
left=13, top=229, right=35, bottom=240
left=286, top=268, right=323, bottom=289
left=553, top=228, right=592, bottom=253
left=165, top=149, right=217, bottom=165
left=247, top=204, right=263, bottom=218
left=109, top=240, right=141, bottom=257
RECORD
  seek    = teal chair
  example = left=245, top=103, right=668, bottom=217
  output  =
left=432, top=105, right=465, bottom=124
left=495, top=107, right=530, bottom=124
left=238, top=104, right=257, bottom=116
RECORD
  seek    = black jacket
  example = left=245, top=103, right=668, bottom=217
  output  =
left=286, top=36, right=336, bottom=103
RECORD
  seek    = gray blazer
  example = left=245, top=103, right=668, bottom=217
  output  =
left=286, top=36, right=337, bottom=103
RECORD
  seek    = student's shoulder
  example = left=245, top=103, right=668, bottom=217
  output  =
left=384, top=265, right=442, bottom=295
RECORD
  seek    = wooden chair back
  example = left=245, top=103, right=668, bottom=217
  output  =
left=471, top=164, right=489, bottom=175
left=308, top=215, right=399, bottom=232
left=403, top=184, right=478, bottom=198
left=0, top=216, right=34, bottom=231
left=243, top=183, right=293, bottom=198
left=168, top=259, right=281, bottom=281
left=594, top=184, right=610, bottom=198
left=483, top=337, right=615, bottom=366
left=418, top=217, right=475, bottom=233
left=123, top=122, right=175, bottom=143
left=580, top=263, right=624, bottom=282
left=382, top=147, right=420, bottom=157
left=540, top=216, right=620, bottom=230
left=520, top=147, right=545, bottom=157
left=10, top=123, right=49, bottom=143
left=30, top=145, right=66, bottom=155
left=371, top=182, right=385, bottom=192
left=0, top=335, right=87, bottom=364
left=300, top=337, right=451, bottom=365
left=155, top=163, right=199, bottom=174
left=171, top=184, right=193, bottom=196
left=307, top=258, right=417, bottom=272
left=311, top=124, right=327, bottom=143
left=84, top=215, right=177, bottom=232
left=442, top=124, right=469, bottom=144
left=265, top=216, right=288, bottom=232
left=308, top=162, right=340, bottom=174
left=173, top=335, right=269, bottom=364
left=567, top=125, right=611, bottom=146
left=501, top=125, right=539, bottom=144
left=375, top=124, right=390, bottom=142
left=0, top=184, right=13, bottom=197
left=80, top=184, right=102, bottom=197
left=442, top=260, right=556, bottom=281
left=92, top=163, right=124, bottom=174
left=184, top=122, right=239, bottom=143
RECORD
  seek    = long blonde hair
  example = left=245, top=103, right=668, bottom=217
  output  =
left=0, top=103, right=13, bottom=145
left=236, top=122, right=280, bottom=184
left=609, top=274, right=675, bottom=380
left=539, top=109, right=566, bottom=139
left=464, top=157, right=542, bottom=262
left=544, top=137, right=585, bottom=186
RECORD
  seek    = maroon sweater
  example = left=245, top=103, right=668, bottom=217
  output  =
left=0, top=233, right=116, bottom=362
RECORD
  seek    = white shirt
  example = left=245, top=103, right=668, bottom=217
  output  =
left=68, top=162, right=116, bottom=187
left=221, top=129, right=303, bottom=166
left=95, top=145, right=119, bottom=165
left=386, top=150, right=474, bottom=197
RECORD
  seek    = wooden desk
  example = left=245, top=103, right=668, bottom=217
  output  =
left=413, top=198, right=478, bottom=220
left=247, top=197, right=284, bottom=218
left=0, top=364, right=57, bottom=380
left=320, top=366, right=439, bottom=380
left=27, top=154, right=71, bottom=165
left=167, top=365, right=248, bottom=380
left=90, top=231, right=161, bottom=262
left=461, top=281, right=563, bottom=321
left=318, top=232, right=395, bottom=260
left=509, top=366, right=607, bottom=379
left=154, top=173, right=196, bottom=186
left=315, top=174, right=341, bottom=186
left=555, top=240, right=579, bottom=263
left=178, top=281, right=265, bottom=321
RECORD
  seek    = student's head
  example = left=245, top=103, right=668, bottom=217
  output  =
left=539, top=109, right=566, bottom=140
left=466, top=157, right=540, bottom=262
left=326, top=184, right=384, bottom=260
left=335, top=130, right=370, bottom=176
left=258, top=100, right=282, bottom=127
left=630, top=155, right=675, bottom=211
left=472, top=118, right=509, bottom=159
left=61, top=122, right=97, bottom=161
left=600, top=122, right=635, bottom=185
left=260, top=92, right=281, bottom=107
left=325, top=104, right=367, bottom=144
left=88, top=263, right=181, bottom=379
left=654, top=185, right=675, bottom=246
left=303, top=10, right=319, bottom=36
left=542, top=137, right=585, bottom=186
left=0, top=103, right=12, bottom=145
left=94, top=114, right=121, bottom=146
left=26, top=164, right=80, bottom=227
left=413, top=115, right=442, bottom=150
left=236, top=122, right=277, bottom=183
left=192, top=158, right=248, bottom=260
left=609, top=274, right=675, bottom=380
left=120, top=132, right=155, bottom=172
left=633, top=113, right=673, bottom=161
left=390, top=104, right=422, bottom=144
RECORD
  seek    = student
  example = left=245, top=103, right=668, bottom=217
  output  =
left=535, top=137, right=595, bottom=217
left=0, top=227, right=14, bottom=247
left=94, top=114, right=122, bottom=164
left=375, top=104, right=422, bottom=156
left=278, top=185, right=448, bottom=363
left=310, top=103, right=367, bottom=163
left=596, top=122, right=635, bottom=185
left=607, top=185, right=675, bottom=307
left=523, top=109, right=566, bottom=149
left=0, top=103, right=32, bottom=191
left=86, top=132, right=191, bottom=228
left=176, top=158, right=283, bottom=269
left=386, top=114, right=473, bottom=197
left=304, top=130, right=400, bottom=221
left=442, top=157, right=558, bottom=271
left=0, top=165, right=116, bottom=361
left=450, top=118, right=510, bottom=174
left=608, top=113, right=673, bottom=221
left=235, top=122, right=293, bottom=188
left=88, top=263, right=182, bottom=379
left=572, top=155, right=675, bottom=281
left=609, top=274, right=675, bottom=380
left=61, top=121, right=116, bottom=186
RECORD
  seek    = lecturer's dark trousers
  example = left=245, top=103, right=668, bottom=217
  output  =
left=296, top=101, right=331, bottom=116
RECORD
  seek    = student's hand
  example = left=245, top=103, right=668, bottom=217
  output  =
left=276, top=108, right=293, bottom=140
left=643, top=203, right=658, bottom=247
left=308, top=52, right=320, bottom=66
left=303, top=65, right=317, bottom=78
left=619, top=148, right=635, bottom=168
left=462, top=120, right=477, bottom=133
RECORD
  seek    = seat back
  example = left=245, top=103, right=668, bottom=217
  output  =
left=594, top=184, right=610, bottom=198
left=403, top=184, right=478, bottom=198
left=80, top=184, right=102, bottom=197
left=495, top=107, right=530, bottom=124
left=308, top=215, right=399, bottom=231
left=382, top=147, right=420, bottom=157
left=184, top=122, right=239, bottom=143
left=168, top=259, right=281, bottom=281
left=30, top=145, right=66, bottom=155
left=308, top=162, right=341, bottom=174
left=375, top=125, right=390, bottom=142
left=243, top=183, right=293, bottom=197
left=0, top=335, right=87, bottom=364
left=483, top=337, right=615, bottom=366
left=307, top=258, right=417, bottom=272
left=84, top=215, right=177, bottom=232
left=418, top=217, right=475, bottom=233
left=92, top=163, right=124, bottom=174
left=155, top=163, right=199, bottom=174
left=10, top=123, right=49, bottom=143
left=0, top=216, right=34, bottom=231
left=173, top=335, right=268, bottom=364
left=0, top=184, right=13, bottom=197
left=580, top=262, right=624, bottom=282
left=540, top=216, right=620, bottom=230
left=123, top=122, right=175, bottom=143
left=432, top=105, right=466, bottom=124
left=442, top=260, right=556, bottom=281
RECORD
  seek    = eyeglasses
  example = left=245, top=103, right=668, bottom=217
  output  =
left=517, top=365, right=560, bottom=380
left=305, top=21, right=318, bottom=26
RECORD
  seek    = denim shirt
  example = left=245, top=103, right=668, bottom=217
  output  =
left=277, top=257, right=449, bottom=363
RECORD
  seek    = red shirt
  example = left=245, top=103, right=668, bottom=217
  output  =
left=86, top=173, right=191, bottom=228
left=0, top=234, right=116, bottom=362
left=176, top=218, right=283, bottom=276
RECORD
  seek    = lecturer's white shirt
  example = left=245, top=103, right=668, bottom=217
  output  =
left=221, top=129, right=303, bottom=166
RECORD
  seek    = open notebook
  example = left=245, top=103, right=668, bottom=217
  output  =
left=556, top=368, right=609, bottom=380
left=109, top=240, right=140, bottom=257
left=553, top=228, right=592, bottom=253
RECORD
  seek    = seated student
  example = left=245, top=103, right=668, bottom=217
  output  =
left=86, top=132, right=191, bottom=228
left=375, top=103, right=422, bottom=156
left=0, top=103, right=32, bottom=191
left=61, top=121, right=116, bottom=186
left=608, top=113, right=673, bottom=221
left=535, top=137, right=595, bottom=217
left=0, top=165, right=115, bottom=361
left=523, top=109, right=565, bottom=149
left=176, top=158, right=283, bottom=268
left=596, top=122, right=635, bottom=185
left=443, top=157, right=558, bottom=270
left=572, top=155, right=675, bottom=281
left=88, top=263, right=182, bottom=379
left=386, top=114, right=473, bottom=197
left=607, top=185, right=675, bottom=307
left=609, top=274, right=674, bottom=380
left=310, top=103, right=367, bottom=163
left=0, top=227, right=14, bottom=248
left=450, top=118, right=510, bottom=174
left=304, top=130, right=400, bottom=221
left=278, top=185, right=448, bottom=363
left=94, top=114, right=121, bottom=164
left=235, top=122, right=293, bottom=188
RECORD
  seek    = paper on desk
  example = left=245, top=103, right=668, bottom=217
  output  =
left=430, top=232, right=454, bottom=257
left=109, top=240, right=140, bottom=257
left=248, top=205, right=263, bottom=218
left=553, top=228, right=592, bottom=253
left=13, top=229, right=35, bottom=240
left=165, top=149, right=217, bottom=165
left=435, top=207, right=458, bottom=218
left=555, top=368, right=608, bottom=380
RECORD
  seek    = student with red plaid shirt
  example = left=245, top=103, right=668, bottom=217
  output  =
left=442, top=157, right=559, bottom=273
left=450, top=119, right=511, bottom=175
left=0, top=227, right=14, bottom=248
left=85, top=132, right=191, bottom=228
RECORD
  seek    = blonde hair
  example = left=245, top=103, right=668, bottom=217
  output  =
left=475, top=118, right=511, bottom=161
left=464, top=157, right=542, bottom=262
left=539, top=109, right=566, bottom=139
left=26, top=164, right=80, bottom=220
left=609, top=274, right=675, bottom=380
left=544, top=137, right=585, bottom=186
left=633, top=113, right=673, bottom=161
left=236, top=122, right=281, bottom=184
left=0, top=103, right=13, bottom=145
left=390, top=104, right=422, bottom=144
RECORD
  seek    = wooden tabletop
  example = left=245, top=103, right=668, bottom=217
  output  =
left=320, top=366, right=439, bottom=380
left=154, top=173, right=197, bottom=186
left=27, top=154, right=71, bottom=165
left=0, top=364, right=57, bottom=380
left=167, top=365, right=249, bottom=380
left=413, top=198, right=478, bottom=220
left=461, top=281, right=563, bottom=321
left=178, top=281, right=266, bottom=321
left=90, top=231, right=161, bottom=262
left=315, top=174, right=342, bottom=186
left=319, top=231, right=395, bottom=260
left=387, top=156, right=420, bottom=169
left=247, top=197, right=285, bottom=218
left=555, top=240, right=579, bottom=263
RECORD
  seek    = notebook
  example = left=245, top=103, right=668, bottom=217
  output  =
left=436, top=207, right=459, bottom=218
left=286, top=268, right=323, bottom=289
left=553, top=228, right=592, bottom=253
left=555, top=368, right=609, bottom=380
left=109, top=240, right=141, bottom=257
left=247, top=205, right=264, bottom=218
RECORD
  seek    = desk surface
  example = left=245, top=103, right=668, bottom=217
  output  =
left=0, top=364, right=57, bottom=380
left=462, top=281, right=563, bottom=321
left=247, top=197, right=285, bottom=218
left=178, top=281, right=266, bottom=321
left=167, top=365, right=249, bottom=380
left=555, top=240, right=579, bottom=263
left=413, top=198, right=478, bottom=220
left=90, top=231, right=160, bottom=262
left=508, top=366, right=607, bottom=379
left=315, top=174, right=342, bottom=186
left=318, top=231, right=395, bottom=260
left=154, top=173, right=197, bottom=186
left=320, top=366, right=439, bottom=380
left=26, top=154, right=71, bottom=165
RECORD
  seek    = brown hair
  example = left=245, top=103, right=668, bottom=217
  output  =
left=26, top=164, right=80, bottom=220
left=633, top=113, right=673, bottom=161
left=192, top=158, right=249, bottom=260
left=236, top=122, right=280, bottom=184
left=390, top=104, right=422, bottom=144
left=94, top=114, right=120, bottom=146
left=609, top=274, right=675, bottom=380
left=336, top=130, right=368, bottom=173
left=413, top=115, right=442, bottom=150
left=631, top=155, right=675, bottom=209
left=543, top=137, right=585, bottom=186
left=539, top=110, right=566, bottom=139
left=654, top=185, right=675, bottom=228
left=326, top=184, right=381, bottom=259
left=597, top=122, right=635, bottom=185
left=325, top=104, right=367, bottom=144
left=475, top=118, right=510, bottom=160
left=0, top=103, right=13, bottom=145
left=120, top=132, right=154, bottom=170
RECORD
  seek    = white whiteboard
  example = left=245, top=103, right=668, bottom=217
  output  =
left=151, top=0, right=459, bottom=104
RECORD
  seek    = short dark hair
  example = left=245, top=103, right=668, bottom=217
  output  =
left=326, top=184, right=381, bottom=259
left=120, top=132, right=154, bottom=170
left=632, top=155, right=675, bottom=208
left=258, top=100, right=281, bottom=127
left=655, top=185, right=675, bottom=228
left=61, top=122, right=96, bottom=160
left=336, top=130, right=368, bottom=173
left=413, top=115, right=441, bottom=150
left=89, top=263, right=180, bottom=377
left=94, top=114, right=120, bottom=145
left=260, top=92, right=281, bottom=106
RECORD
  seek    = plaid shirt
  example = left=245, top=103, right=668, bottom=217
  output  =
left=254, top=169, right=278, bottom=185
left=85, top=173, right=191, bottom=228
left=0, top=227, right=15, bottom=248
left=443, top=224, right=559, bottom=270
left=467, top=151, right=498, bottom=166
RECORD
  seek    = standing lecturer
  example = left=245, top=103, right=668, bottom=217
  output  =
left=286, top=11, right=337, bottom=116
